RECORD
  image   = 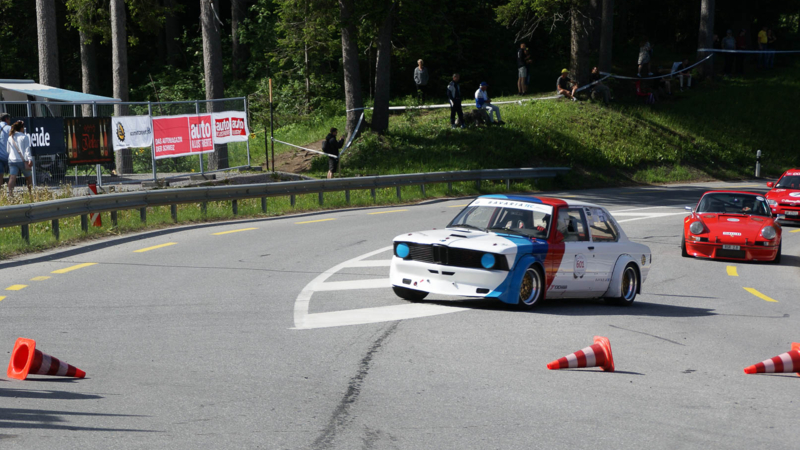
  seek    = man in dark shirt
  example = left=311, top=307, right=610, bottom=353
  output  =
left=322, top=127, right=344, bottom=179
left=517, top=43, right=528, bottom=95
left=447, top=73, right=465, bottom=129
left=556, top=69, right=579, bottom=101
left=589, top=67, right=611, bottom=103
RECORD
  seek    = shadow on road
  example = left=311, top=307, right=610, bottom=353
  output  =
left=0, top=407, right=156, bottom=433
left=0, top=387, right=101, bottom=401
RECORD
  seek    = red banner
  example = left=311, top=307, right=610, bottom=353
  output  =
left=153, top=115, right=214, bottom=160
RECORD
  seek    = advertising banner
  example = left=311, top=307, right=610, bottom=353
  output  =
left=112, top=115, right=153, bottom=150
left=11, top=117, right=66, bottom=156
left=153, top=114, right=214, bottom=160
left=211, top=111, right=249, bottom=144
left=63, top=117, right=113, bottom=165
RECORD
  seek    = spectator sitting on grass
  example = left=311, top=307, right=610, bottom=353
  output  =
left=556, top=69, right=579, bottom=101
left=589, top=67, right=611, bottom=104
left=474, top=82, right=505, bottom=125
left=672, top=59, right=692, bottom=91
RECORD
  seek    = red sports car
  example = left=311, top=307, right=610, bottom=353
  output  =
left=765, top=168, right=800, bottom=222
left=682, top=191, right=782, bottom=263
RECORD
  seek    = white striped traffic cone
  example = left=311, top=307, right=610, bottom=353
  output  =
left=7, top=338, right=86, bottom=380
left=744, top=342, right=800, bottom=376
left=547, top=336, right=615, bottom=372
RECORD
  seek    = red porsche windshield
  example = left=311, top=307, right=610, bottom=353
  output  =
left=775, top=175, right=800, bottom=189
left=697, top=193, right=771, bottom=216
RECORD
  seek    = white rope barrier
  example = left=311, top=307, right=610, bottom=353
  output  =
left=272, top=137, right=338, bottom=159
left=600, top=54, right=714, bottom=80
left=698, top=48, right=800, bottom=54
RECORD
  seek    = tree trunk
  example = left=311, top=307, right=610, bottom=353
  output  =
left=697, top=0, right=715, bottom=77
left=110, top=0, right=133, bottom=174
left=35, top=0, right=60, bottom=87
left=232, top=0, right=248, bottom=78
left=371, top=1, right=395, bottom=134
left=202, top=0, right=228, bottom=170
left=570, top=5, right=592, bottom=86
left=164, top=0, right=180, bottom=66
left=79, top=30, right=98, bottom=117
left=599, top=0, right=614, bottom=72
left=339, top=0, right=364, bottom=140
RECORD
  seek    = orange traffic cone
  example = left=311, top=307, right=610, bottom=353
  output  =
left=547, top=336, right=615, bottom=372
left=7, top=338, right=86, bottom=380
left=744, top=342, right=800, bottom=376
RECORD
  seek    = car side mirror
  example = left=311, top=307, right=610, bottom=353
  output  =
left=684, top=206, right=693, bottom=212
left=776, top=214, right=785, bottom=220
left=766, top=182, right=774, bottom=188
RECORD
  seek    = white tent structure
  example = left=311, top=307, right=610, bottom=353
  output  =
left=0, top=79, right=119, bottom=103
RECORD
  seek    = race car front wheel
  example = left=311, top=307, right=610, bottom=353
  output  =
left=607, top=264, right=639, bottom=306
left=518, top=265, right=544, bottom=309
left=392, top=286, right=428, bottom=302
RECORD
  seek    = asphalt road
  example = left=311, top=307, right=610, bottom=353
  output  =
left=1, top=179, right=798, bottom=449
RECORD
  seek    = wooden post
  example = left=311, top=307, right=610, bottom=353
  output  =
left=269, top=78, right=275, bottom=173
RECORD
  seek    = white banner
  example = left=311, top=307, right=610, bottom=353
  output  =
left=211, top=111, right=249, bottom=144
left=111, top=115, right=153, bottom=150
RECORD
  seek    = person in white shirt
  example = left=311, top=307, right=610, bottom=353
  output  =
left=0, top=113, right=10, bottom=182
left=474, top=82, right=504, bottom=125
left=6, top=120, right=33, bottom=196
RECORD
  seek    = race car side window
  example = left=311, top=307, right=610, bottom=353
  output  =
left=556, top=208, right=589, bottom=242
left=586, top=208, right=619, bottom=242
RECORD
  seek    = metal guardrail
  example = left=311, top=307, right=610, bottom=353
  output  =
left=1, top=167, right=570, bottom=242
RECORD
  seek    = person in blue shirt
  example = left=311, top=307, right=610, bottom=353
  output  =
left=474, top=82, right=504, bottom=125
left=0, top=113, right=11, bottom=182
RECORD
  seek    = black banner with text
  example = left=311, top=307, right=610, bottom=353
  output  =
left=63, top=117, right=113, bottom=165
left=10, top=117, right=67, bottom=156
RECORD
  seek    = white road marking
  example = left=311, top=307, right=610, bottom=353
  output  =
left=293, top=246, right=467, bottom=330
left=609, top=205, right=684, bottom=213
left=615, top=212, right=689, bottom=223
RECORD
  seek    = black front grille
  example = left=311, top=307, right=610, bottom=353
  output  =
left=716, top=249, right=746, bottom=259
left=397, top=242, right=509, bottom=271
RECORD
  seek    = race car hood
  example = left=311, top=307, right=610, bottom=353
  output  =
left=697, top=214, right=774, bottom=243
left=393, top=228, right=544, bottom=256
left=766, top=189, right=800, bottom=205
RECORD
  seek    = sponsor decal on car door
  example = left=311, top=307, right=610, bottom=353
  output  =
left=549, top=207, right=594, bottom=298
left=585, top=207, right=619, bottom=293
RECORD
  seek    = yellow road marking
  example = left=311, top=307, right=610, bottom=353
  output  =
left=0, top=296, right=5, bottom=302
left=5, top=285, right=27, bottom=291
left=743, top=287, right=778, bottom=303
left=447, top=204, right=469, bottom=208
left=51, top=263, right=98, bottom=274
left=30, top=276, right=51, bottom=281
left=295, top=218, right=336, bottom=224
left=368, top=209, right=407, bottom=215
left=791, top=229, right=800, bottom=233
left=212, top=228, right=258, bottom=235
left=134, top=243, right=177, bottom=253
left=726, top=266, right=738, bottom=277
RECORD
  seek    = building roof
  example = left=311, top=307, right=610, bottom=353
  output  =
left=0, top=79, right=119, bottom=103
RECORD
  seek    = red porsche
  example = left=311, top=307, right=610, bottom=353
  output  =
left=765, top=168, right=800, bottom=222
left=682, top=191, right=782, bottom=263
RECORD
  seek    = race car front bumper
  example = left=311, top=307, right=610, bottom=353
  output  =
left=390, top=256, right=511, bottom=299
left=685, top=240, right=779, bottom=261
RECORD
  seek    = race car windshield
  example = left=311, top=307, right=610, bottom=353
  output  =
left=448, top=199, right=553, bottom=239
left=697, top=193, right=771, bottom=216
left=775, top=175, right=800, bottom=189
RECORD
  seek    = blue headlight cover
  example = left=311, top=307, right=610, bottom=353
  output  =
left=396, top=243, right=410, bottom=258
left=481, top=253, right=496, bottom=269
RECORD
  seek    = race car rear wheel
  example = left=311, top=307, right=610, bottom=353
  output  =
left=607, top=264, right=638, bottom=306
left=392, top=286, right=428, bottom=302
left=518, top=265, right=544, bottom=309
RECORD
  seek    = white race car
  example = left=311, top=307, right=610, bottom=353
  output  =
left=390, top=195, right=652, bottom=308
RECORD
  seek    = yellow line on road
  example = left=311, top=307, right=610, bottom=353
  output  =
left=134, top=243, right=177, bottom=253
left=212, top=228, right=258, bottom=235
left=743, top=287, right=778, bottom=303
left=0, top=296, right=5, bottom=302
left=447, top=204, right=469, bottom=208
left=296, top=218, right=336, bottom=224
left=5, top=285, right=27, bottom=291
left=368, top=209, right=407, bottom=215
left=52, top=263, right=98, bottom=274
left=30, top=276, right=51, bottom=281
left=726, top=266, right=738, bottom=277
left=791, top=229, right=800, bottom=233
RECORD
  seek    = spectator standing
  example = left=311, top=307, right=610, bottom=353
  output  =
left=474, top=82, right=504, bottom=125
left=766, top=28, right=777, bottom=68
left=6, top=120, right=32, bottom=196
left=722, top=29, right=736, bottom=75
left=673, top=59, right=692, bottom=91
left=447, top=73, right=465, bottom=129
left=735, top=29, right=747, bottom=74
left=589, top=67, right=611, bottom=104
left=556, top=69, right=579, bottom=101
left=322, top=127, right=344, bottom=180
left=757, top=26, right=768, bottom=68
left=517, top=43, right=528, bottom=95
left=524, top=47, right=533, bottom=87
left=0, top=113, right=11, bottom=184
left=413, top=59, right=429, bottom=104
left=638, top=40, right=653, bottom=77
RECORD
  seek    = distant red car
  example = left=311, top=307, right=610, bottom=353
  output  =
left=765, top=169, right=800, bottom=222
left=682, top=191, right=782, bottom=263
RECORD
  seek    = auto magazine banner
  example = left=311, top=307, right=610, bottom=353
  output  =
left=152, top=114, right=214, bottom=159
left=112, top=115, right=153, bottom=150
left=211, top=111, right=249, bottom=144
left=64, top=117, right=113, bottom=165
left=10, top=117, right=66, bottom=156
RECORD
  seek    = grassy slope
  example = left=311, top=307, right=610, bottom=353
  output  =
left=298, top=63, right=800, bottom=185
